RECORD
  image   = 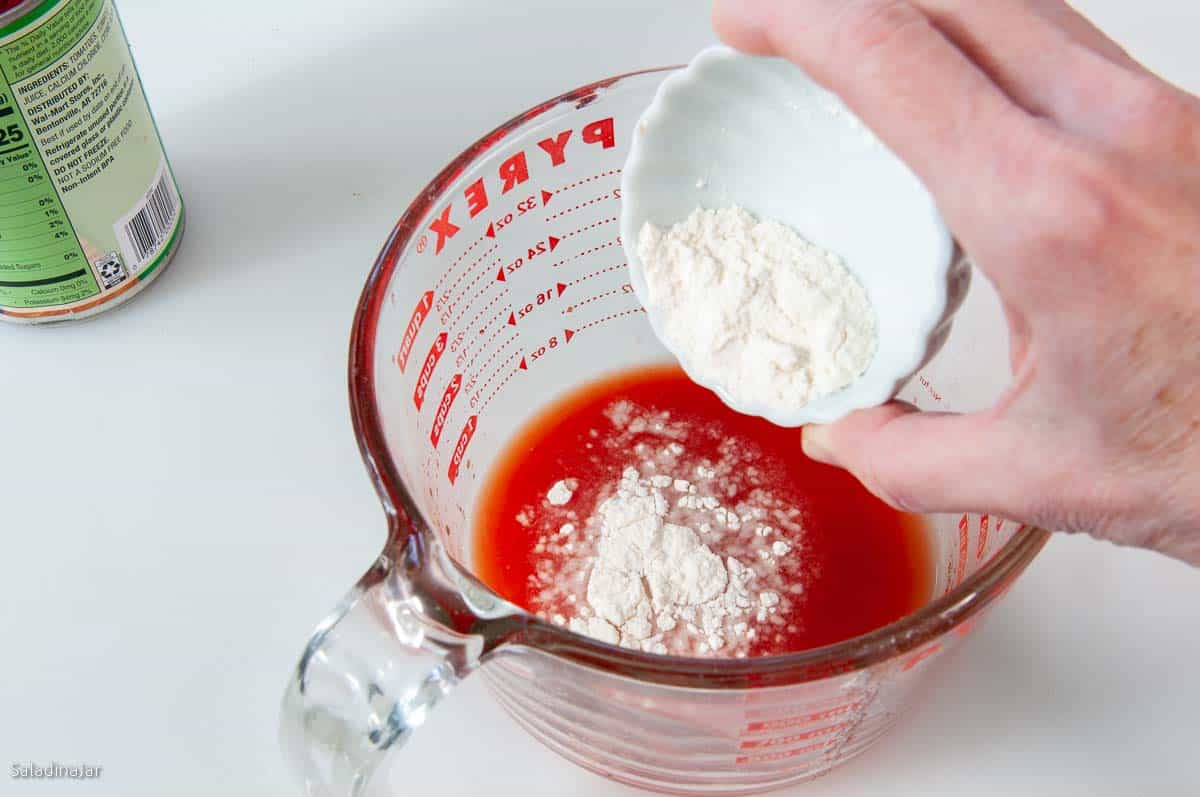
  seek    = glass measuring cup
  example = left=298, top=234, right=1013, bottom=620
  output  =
left=280, top=68, right=1050, bottom=796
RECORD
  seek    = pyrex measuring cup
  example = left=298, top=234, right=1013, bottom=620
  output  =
left=281, top=68, right=1050, bottom=796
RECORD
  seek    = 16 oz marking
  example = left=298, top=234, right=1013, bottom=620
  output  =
left=517, top=286, right=557, bottom=318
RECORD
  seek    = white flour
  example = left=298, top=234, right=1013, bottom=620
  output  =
left=546, top=480, right=575, bottom=506
left=525, top=402, right=805, bottom=658
left=637, top=207, right=878, bottom=409
left=572, top=466, right=771, bottom=654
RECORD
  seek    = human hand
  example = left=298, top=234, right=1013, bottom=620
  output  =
left=713, top=0, right=1200, bottom=566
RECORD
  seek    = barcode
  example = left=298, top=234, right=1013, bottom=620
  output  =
left=123, top=170, right=179, bottom=265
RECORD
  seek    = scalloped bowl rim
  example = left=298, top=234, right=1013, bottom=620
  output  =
left=620, top=45, right=959, bottom=427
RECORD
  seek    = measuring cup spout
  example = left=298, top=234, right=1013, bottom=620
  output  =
left=281, top=530, right=524, bottom=796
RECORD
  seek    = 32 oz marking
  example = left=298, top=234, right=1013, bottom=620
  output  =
left=493, top=195, right=537, bottom=234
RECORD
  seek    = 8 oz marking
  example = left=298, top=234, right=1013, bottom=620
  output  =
left=529, top=333, right=561, bottom=363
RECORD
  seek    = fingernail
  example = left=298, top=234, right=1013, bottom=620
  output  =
left=803, top=425, right=839, bottom=466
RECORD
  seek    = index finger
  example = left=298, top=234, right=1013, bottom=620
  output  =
left=713, top=0, right=1037, bottom=226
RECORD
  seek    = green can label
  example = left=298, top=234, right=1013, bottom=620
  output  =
left=0, top=0, right=181, bottom=320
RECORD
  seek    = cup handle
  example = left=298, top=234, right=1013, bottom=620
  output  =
left=280, top=531, right=520, bottom=796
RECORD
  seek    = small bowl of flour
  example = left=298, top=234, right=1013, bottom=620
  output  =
left=620, top=46, right=970, bottom=426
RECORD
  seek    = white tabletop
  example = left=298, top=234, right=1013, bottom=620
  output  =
left=2, top=1, right=1198, bottom=794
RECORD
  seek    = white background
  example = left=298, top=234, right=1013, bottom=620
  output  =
left=2, top=1, right=1199, bottom=794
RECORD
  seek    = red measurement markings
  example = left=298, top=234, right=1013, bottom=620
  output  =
left=485, top=194, right=542, bottom=239
left=464, top=290, right=507, bottom=338
left=976, top=514, right=991, bottom=561
left=447, top=415, right=479, bottom=485
left=738, top=723, right=849, bottom=751
left=577, top=306, right=646, bottom=332
left=526, top=331, right=565, bottom=364
left=554, top=308, right=644, bottom=351
left=433, top=232, right=485, bottom=293
left=562, top=216, right=618, bottom=239
left=735, top=739, right=832, bottom=766
left=449, top=259, right=503, bottom=330
left=545, top=188, right=619, bottom=222
left=955, top=514, right=969, bottom=587
left=465, top=306, right=512, bottom=372
left=919, top=374, right=944, bottom=404
left=743, top=692, right=854, bottom=711
left=496, top=237, right=563, bottom=284
left=551, top=239, right=620, bottom=270
left=450, top=234, right=486, bottom=273
left=396, top=291, right=434, bottom=373
left=743, top=703, right=865, bottom=733
left=476, top=331, right=520, bottom=379
left=430, top=373, right=463, bottom=447
left=426, top=117, right=617, bottom=256
left=450, top=242, right=500, bottom=296
left=942, top=534, right=965, bottom=596
left=480, top=360, right=524, bottom=414
left=473, top=349, right=521, bottom=410
left=446, top=329, right=467, bottom=360
left=436, top=244, right=501, bottom=324
left=552, top=168, right=622, bottom=195
left=569, top=261, right=625, bottom=285
left=562, top=283, right=630, bottom=315
left=529, top=235, right=560, bottom=259
left=496, top=258, right=516, bottom=282
left=413, top=332, right=449, bottom=410
left=512, top=283, right=567, bottom=324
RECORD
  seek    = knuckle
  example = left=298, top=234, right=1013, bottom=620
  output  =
left=1118, top=79, right=1200, bottom=157
left=1022, top=144, right=1125, bottom=260
left=859, top=457, right=925, bottom=514
left=832, top=0, right=928, bottom=62
left=875, top=479, right=925, bottom=515
left=1122, top=79, right=1194, bottom=136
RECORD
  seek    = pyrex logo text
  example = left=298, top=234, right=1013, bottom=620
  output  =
left=429, top=117, right=616, bottom=254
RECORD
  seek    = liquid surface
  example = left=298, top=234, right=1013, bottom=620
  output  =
left=473, top=366, right=931, bottom=656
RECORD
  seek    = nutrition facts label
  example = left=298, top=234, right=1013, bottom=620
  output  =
left=0, top=83, right=93, bottom=305
left=0, top=0, right=180, bottom=316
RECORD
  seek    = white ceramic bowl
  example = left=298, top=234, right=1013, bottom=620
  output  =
left=620, top=46, right=971, bottom=427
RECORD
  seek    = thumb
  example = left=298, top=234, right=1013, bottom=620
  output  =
left=712, top=0, right=775, bottom=55
left=802, top=402, right=1033, bottom=517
